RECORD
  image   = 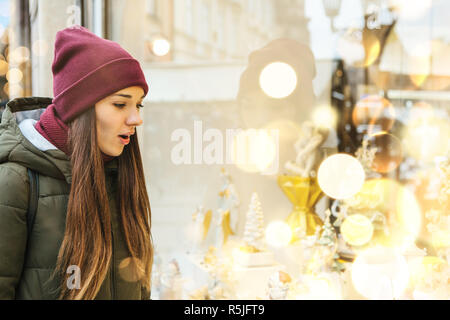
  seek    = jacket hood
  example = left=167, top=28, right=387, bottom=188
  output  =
left=0, top=97, right=72, bottom=183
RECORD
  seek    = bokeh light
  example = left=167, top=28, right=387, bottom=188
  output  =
left=349, top=179, right=422, bottom=247
left=352, top=95, right=396, bottom=135
left=259, top=62, right=298, bottom=99
left=402, top=104, right=450, bottom=163
left=230, top=129, right=278, bottom=173
left=9, top=46, right=30, bottom=64
left=409, top=256, right=447, bottom=288
left=298, top=275, right=342, bottom=300
left=430, top=229, right=450, bottom=249
left=351, top=246, right=410, bottom=299
left=152, top=38, right=171, bottom=57
left=8, top=83, right=24, bottom=97
left=265, top=221, right=292, bottom=248
left=6, top=68, right=23, bottom=84
left=341, top=214, right=374, bottom=247
left=312, top=105, right=338, bottom=129
left=367, top=132, right=403, bottom=173
left=0, top=59, right=8, bottom=76
left=317, top=154, right=365, bottom=200
left=118, top=257, right=145, bottom=282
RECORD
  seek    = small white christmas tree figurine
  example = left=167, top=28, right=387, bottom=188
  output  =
left=243, top=192, right=266, bottom=252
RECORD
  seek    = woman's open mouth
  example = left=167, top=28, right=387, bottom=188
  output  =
left=118, top=135, right=130, bottom=145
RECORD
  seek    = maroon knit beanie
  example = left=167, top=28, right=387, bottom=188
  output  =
left=35, top=25, right=149, bottom=157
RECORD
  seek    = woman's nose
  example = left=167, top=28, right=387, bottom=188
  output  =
left=127, top=109, right=144, bottom=126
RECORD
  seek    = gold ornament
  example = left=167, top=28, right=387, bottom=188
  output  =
left=220, top=210, right=234, bottom=244
left=219, top=189, right=230, bottom=198
left=278, top=175, right=324, bottom=242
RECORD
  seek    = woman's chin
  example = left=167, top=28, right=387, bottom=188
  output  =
left=103, top=146, right=124, bottom=157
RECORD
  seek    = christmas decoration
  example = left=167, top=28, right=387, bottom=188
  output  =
left=214, top=208, right=235, bottom=248
left=190, top=205, right=213, bottom=248
left=410, top=256, right=450, bottom=300
left=267, top=271, right=292, bottom=300
left=307, top=209, right=345, bottom=274
left=284, top=121, right=330, bottom=178
left=355, top=139, right=378, bottom=176
left=217, top=167, right=240, bottom=234
left=278, top=175, right=324, bottom=241
left=242, top=192, right=266, bottom=252
left=340, top=214, right=374, bottom=247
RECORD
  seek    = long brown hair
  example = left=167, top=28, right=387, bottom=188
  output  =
left=52, top=107, right=153, bottom=300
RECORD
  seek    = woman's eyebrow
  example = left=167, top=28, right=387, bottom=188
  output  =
left=112, top=94, right=146, bottom=99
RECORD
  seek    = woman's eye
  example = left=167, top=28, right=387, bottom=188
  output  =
left=137, top=104, right=144, bottom=109
left=113, top=103, right=126, bottom=108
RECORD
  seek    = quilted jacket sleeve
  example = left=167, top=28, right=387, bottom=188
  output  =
left=0, top=164, right=28, bottom=299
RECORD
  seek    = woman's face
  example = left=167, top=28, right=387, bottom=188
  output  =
left=94, top=86, right=145, bottom=156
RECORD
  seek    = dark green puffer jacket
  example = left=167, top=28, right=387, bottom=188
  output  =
left=0, top=97, right=150, bottom=300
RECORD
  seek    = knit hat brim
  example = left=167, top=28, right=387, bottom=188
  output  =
left=53, top=57, right=149, bottom=123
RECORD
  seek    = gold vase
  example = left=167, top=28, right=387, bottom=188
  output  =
left=277, top=175, right=324, bottom=242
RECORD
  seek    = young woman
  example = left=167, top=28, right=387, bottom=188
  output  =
left=0, top=26, right=153, bottom=300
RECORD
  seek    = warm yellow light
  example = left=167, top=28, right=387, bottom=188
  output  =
left=0, top=59, right=7, bottom=76
left=296, top=275, right=342, bottom=300
left=363, top=39, right=381, bottom=68
left=349, top=179, right=422, bottom=247
left=367, top=132, right=403, bottom=173
left=402, top=112, right=450, bottom=163
left=317, top=154, right=365, bottom=200
left=9, top=46, right=30, bottom=64
left=312, top=105, right=337, bottom=129
left=341, top=214, right=374, bottom=247
left=352, top=95, right=395, bottom=135
left=152, top=38, right=171, bottom=57
left=3, top=82, right=9, bottom=95
left=230, top=129, right=278, bottom=174
left=8, top=84, right=23, bottom=97
left=265, top=221, right=292, bottom=248
left=6, top=68, right=22, bottom=84
left=351, top=246, right=410, bottom=299
left=259, top=62, right=298, bottom=99
left=409, top=256, right=446, bottom=287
